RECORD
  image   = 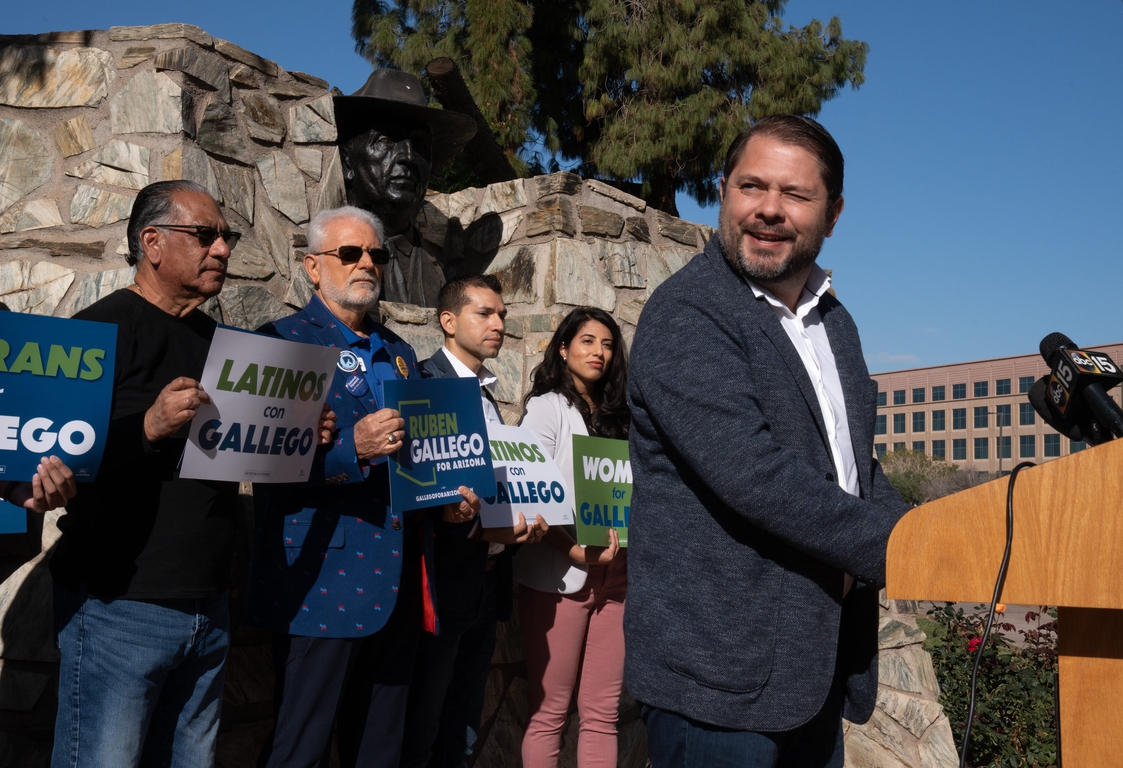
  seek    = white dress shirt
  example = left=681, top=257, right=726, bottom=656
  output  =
left=747, top=265, right=858, bottom=592
left=440, top=346, right=504, bottom=554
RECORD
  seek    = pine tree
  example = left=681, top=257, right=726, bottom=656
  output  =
left=351, top=0, right=867, bottom=214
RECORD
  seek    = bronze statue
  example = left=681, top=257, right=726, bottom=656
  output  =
left=334, top=69, right=476, bottom=307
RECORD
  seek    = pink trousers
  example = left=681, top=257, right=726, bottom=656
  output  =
left=519, top=555, right=628, bottom=768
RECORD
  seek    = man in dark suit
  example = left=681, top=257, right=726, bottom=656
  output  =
left=245, top=206, right=479, bottom=768
left=401, top=275, right=547, bottom=768
left=625, top=115, right=909, bottom=767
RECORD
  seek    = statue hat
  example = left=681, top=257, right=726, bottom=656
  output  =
left=334, top=68, right=477, bottom=170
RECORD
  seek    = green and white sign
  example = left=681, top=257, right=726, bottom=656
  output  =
left=181, top=326, right=339, bottom=482
left=572, top=434, right=630, bottom=547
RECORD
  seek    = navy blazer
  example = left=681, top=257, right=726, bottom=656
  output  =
left=419, top=350, right=515, bottom=628
left=623, top=238, right=908, bottom=731
left=244, top=296, right=432, bottom=638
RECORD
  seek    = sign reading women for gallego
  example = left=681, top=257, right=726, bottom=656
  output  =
left=480, top=424, right=573, bottom=528
left=572, top=434, right=631, bottom=547
left=180, top=326, right=338, bottom=483
left=383, top=377, right=494, bottom=512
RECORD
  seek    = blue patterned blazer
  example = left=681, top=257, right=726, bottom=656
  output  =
left=244, top=296, right=432, bottom=638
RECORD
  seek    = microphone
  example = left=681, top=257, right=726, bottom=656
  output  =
left=1028, top=376, right=1085, bottom=441
left=1037, top=332, right=1123, bottom=443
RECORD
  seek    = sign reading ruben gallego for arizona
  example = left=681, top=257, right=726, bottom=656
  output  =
left=180, top=326, right=339, bottom=483
left=383, top=377, right=494, bottom=512
left=572, top=434, right=631, bottom=547
left=0, top=312, right=117, bottom=533
left=479, top=424, right=573, bottom=528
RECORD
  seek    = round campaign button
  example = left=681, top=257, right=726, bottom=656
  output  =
left=338, top=350, right=360, bottom=373
left=395, top=355, right=409, bottom=378
left=345, top=374, right=369, bottom=397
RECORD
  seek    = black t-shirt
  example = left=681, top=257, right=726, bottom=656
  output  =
left=50, top=289, right=239, bottom=599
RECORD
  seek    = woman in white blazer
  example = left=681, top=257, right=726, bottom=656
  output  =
left=515, top=307, right=629, bottom=768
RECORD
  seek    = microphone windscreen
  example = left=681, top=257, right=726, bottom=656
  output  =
left=1039, top=332, right=1077, bottom=366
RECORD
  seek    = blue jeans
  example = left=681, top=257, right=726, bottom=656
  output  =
left=641, top=683, right=845, bottom=768
left=52, top=585, right=230, bottom=768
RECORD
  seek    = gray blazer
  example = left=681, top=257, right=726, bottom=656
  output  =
left=623, top=238, right=908, bottom=732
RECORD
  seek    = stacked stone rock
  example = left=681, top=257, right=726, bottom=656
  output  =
left=0, top=25, right=957, bottom=768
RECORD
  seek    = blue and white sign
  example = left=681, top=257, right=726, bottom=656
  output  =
left=0, top=312, right=117, bottom=533
left=383, top=377, right=494, bottom=512
left=479, top=424, right=573, bottom=528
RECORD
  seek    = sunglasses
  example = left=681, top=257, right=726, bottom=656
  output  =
left=155, top=224, right=241, bottom=249
left=315, top=245, right=392, bottom=265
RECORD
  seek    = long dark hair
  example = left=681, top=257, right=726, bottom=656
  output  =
left=525, top=307, right=630, bottom=439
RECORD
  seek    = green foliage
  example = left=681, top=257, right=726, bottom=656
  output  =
left=920, top=604, right=1059, bottom=767
left=350, top=1, right=867, bottom=210
left=879, top=449, right=960, bottom=505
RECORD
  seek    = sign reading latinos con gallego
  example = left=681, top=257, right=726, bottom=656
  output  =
left=479, top=424, right=573, bottom=528
left=180, top=326, right=339, bottom=483
left=383, top=377, right=494, bottom=512
left=0, top=312, right=117, bottom=533
left=572, top=434, right=631, bottom=547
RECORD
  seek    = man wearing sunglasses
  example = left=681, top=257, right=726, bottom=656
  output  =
left=49, top=180, right=245, bottom=767
left=246, top=206, right=481, bottom=768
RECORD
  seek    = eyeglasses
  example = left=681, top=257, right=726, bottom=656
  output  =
left=314, top=245, right=392, bottom=265
left=154, top=224, right=241, bottom=249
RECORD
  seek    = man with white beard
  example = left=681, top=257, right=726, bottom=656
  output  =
left=245, top=206, right=480, bottom=768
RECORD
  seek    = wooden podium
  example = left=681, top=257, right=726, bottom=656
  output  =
left=886, top=438, right=1123, bottom=767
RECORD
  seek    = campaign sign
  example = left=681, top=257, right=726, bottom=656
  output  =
left=479, top=424, right=574, bottom=528
left=180, top=326, right=338, bottom=483
left=572, top=435, right=631, bottom=547
left=384, top=377, right=494, bottom=512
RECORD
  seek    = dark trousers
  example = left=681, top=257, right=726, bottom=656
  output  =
left=257, top=548, right=422, bottom=768
left=640, top=678, right=845, bottom=768
left=399, top=569, right=499, bottom=768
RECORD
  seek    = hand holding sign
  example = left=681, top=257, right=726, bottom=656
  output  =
left=145, top=377, right=212, bottom=443
left=483, top=512, right=549, bottom=545
left=7, top=455, right=76, bottom=513
left=442, top=484, right=482, bottom=524
left=354, top=408, right=406, bottom=460
left=317, top=404, right=338, bottom=446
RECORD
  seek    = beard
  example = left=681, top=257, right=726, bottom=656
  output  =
left=321, top=270, right=382, bottom=313
left=718, top=211, right=828, bottom=285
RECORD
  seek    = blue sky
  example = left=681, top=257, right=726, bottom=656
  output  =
left=7, top=1, right=1123, bottom=371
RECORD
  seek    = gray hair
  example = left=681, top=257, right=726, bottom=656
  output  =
left=126, top=179, right=211, bottom=266
left=306, top=206, right=387, bottom=254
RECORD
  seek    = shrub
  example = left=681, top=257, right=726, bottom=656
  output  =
left=917, top=604, right=1058, bottom=767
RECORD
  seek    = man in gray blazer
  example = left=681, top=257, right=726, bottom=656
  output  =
left=625, top=115, right=909, bottom=767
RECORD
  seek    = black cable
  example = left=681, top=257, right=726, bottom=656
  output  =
left=959, top=461, right=1036, bottom=768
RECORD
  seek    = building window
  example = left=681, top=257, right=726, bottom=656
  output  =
left=893, top=414, right=906, bottom=434
left=875, top=443, right=887, bottom=459
left=875, top=415, right=887, bottom=435
left=1071, top=440, right=1087, bottom=453
left=1019, top=376, right=1035, bottom=393
left=974, top=437, right=989, bottom=459
left=893, top=390, right=906, bottom=405
left=998, top=435, right=1011, bottom=459
left=1020, top=402, right=1035, bottom=426
left=932, top=410, right=945, bottom=431
left=974, top=381, right=989, bottom=398
left=996, top=404, right=1011, bottom=427
left=932, top=440, right=946, bottom=460
left=1020, top=435, right=1036, bottom=458
left=953, top=439, right=967, bottom=461
left=932, top=385, right=946, bottom=401
left=913, top=441, right=925, bottom=452
left=913, top=388, right=925, bottom=404
left=974, top=407, right=989, bottom=429
left=913, top=412, right=926, bottom=433
left=877, top=391, right=887, bottom=407
left=996, top=378, right=1011, bottom=396
left=953, top=408, right=967, bottom=430
left=1044, top=434, right=1060, bottom=457
left=894, top=442, right=906, bottom=452
left=953, top=383, right=967, bottom=400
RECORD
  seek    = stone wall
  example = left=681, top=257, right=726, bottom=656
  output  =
left=0, top=24, right=957, bottom=768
